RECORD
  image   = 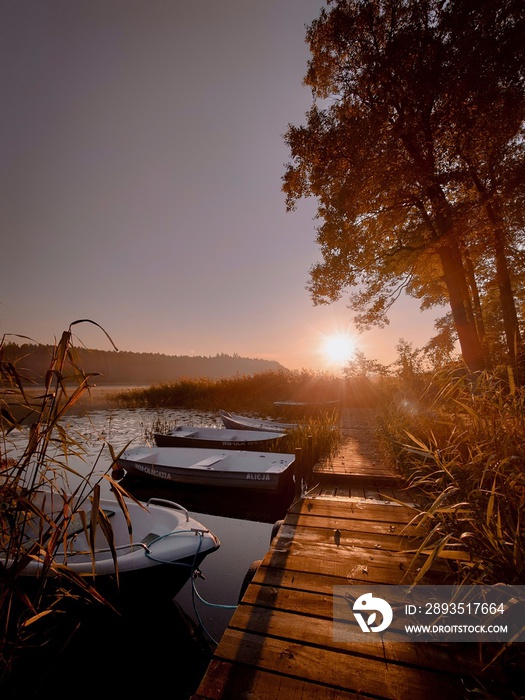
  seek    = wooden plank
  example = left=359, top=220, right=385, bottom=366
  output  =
left=316, top=460, right=394, bottom=472
left=334, top=484, right=350, bottom=497
left=282, top=513, right=424, bottom=538
left=250, top=559, right=444, bottom=591
left=327, top=450, right=381, bottom=459
left=239, top=581, right=337, bottom=617
left=350, top=484, right=367, bottom=498
left=365, top=485, right=388, bottom=499
left=192, top=659, right=360, bottom=699
left=290, top=498, right=419, bottom=523
left=250, top=563, right=371, bottom=593
left=212, top=628, right=466, bottom=700
left=258, top=544, right=449, bottom=585
left=315, top=468, right=398, bottom=482
left=317, top=445, right=383, bottom=458
left=315, top=463, right=390, bottom=473
left=254, top=554, right=413, bottom=586
left=275, top=523, right=421, bottom=552
left=229, top=599, right=480, bottom=676
left=268, top=536, right=416, bottom=566
left=320, top=485, right=338, bottom=496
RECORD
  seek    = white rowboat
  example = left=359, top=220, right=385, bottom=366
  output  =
left=219, top=410, right=298, bottom=433
left=7, top=490, right=220, bottom=600
left=154, top=426, right=285, bottom=450
left=118, top=446, right=296, bottom=492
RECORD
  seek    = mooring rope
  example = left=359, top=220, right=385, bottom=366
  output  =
left=143, top=529, right=237, bottom=646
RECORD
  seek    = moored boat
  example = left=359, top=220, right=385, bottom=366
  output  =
left=219, top=409, right=298, bottom=433
left=5, top=490, right=220, bottom=600
left=154, top=426, right=285, bottom=450
left=273, top=399, right=340, bottom=410
left=118, top=445, right=295, bottom=492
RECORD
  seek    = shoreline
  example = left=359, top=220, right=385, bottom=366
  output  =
left=80, top=384, right=147, bottom=410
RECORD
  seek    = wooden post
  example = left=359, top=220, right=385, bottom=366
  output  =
left=294, top=447, right=303, bottom=500
left=307, top=434, right=313, bottom=487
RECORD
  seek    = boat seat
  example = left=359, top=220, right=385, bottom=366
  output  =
left=193, top=456, right=224, bottom=468
left=141, top=532, right=160, bottom=546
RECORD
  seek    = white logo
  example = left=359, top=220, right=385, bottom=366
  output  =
left=352, top=593, right=393, bottom=633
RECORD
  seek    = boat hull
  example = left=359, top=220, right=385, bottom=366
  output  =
left=118, top=447, right=295, bottom=492
left=154, top=427, right=284, bottom=451
left=219, top=410, right=298, bottom=433
left=8, top=494, right=220, bottom=603
left=21, top=547, right=218, bottom=604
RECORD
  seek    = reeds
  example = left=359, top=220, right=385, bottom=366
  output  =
left=0, top=322, right=128, bottom=688
left=378, top=368, right=525, bottom=586
left=110, top=369, right=346, bottom=413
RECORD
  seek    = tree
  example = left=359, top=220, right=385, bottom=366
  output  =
left=283, top=0, right=525, bottom=376
left=342, top=349, right=388, bottom=379
left=440, top=0, right=525, bottom=376
left=392, top=338, right=424, bottom=386
left=422, top=314, right=459, bottom=371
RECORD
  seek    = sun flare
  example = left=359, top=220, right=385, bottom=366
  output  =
left=322, top=333, right=357, bottom=367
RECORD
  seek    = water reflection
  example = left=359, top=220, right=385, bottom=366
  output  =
left=121, top=473, right=294, bottom=523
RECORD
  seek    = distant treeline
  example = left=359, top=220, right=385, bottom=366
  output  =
left=1, top=343, right=285, bottom=385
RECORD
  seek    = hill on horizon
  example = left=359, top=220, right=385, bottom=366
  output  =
left=2, top=342, right=287, bottom=386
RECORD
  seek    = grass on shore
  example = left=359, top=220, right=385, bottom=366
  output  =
left=377, top=368, right=525, bottom=587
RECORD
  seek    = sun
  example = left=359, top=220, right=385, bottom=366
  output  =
left=322, top=333, right=357, bottom=367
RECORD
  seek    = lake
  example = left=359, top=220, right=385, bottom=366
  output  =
left=4, top=404, right=294, bottom=698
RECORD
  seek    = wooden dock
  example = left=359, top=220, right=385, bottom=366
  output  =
left=191, top=409, right=483, bottom=699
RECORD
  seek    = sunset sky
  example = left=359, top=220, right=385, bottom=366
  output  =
left=1, top=0, right=441, bottom=372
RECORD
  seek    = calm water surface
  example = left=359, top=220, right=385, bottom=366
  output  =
left=6, top=406, right=293, bottom=698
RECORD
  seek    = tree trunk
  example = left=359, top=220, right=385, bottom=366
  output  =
left=464, top=159, right=524, bottom=381
left=437, top=239, right=485, bottom=373
left=419, top=180, right=486, bottom=373
left=461, top=242, right=491, bottom=368
left=484, top=204, right=524, bottom=381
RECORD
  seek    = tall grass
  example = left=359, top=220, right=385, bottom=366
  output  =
left=377, top=368, right=525, bottom=586
left=0, top=322, right=128, bottom=689
left=110, top=369, right=359, bottom=413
